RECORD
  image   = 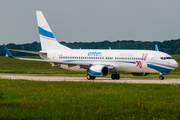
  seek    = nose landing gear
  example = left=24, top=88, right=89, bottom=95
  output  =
left=159, top=75, right=164, bottom=80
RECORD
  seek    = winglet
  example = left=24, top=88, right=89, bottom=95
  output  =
left=155, top=44, right=159, bottom=51
left=3, top=44, right=14, bottom=58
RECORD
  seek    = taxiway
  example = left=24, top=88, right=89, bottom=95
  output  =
left=0, top=74, right=180, bottom=84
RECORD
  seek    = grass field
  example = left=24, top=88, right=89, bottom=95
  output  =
left=0, top=55, right=180, bottom=78
left=0, top=56, right=180, bottom=119
left=0, top=79, right=180, bottom=119
left=0, top=56, right=85, bottom=75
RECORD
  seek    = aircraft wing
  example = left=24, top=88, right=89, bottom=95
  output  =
left=18, top=57, right=114, bottom=68
left=8, top=49, right=45, bottom=55
left=18, top=57, right=91, bottom=66
left=3, top=44, right=115, bottom=69
left=3, top=44, right=91, bottom=67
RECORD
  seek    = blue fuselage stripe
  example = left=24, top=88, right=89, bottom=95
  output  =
left=63, top=59, right=172, bottom=73
left=147, top=64, right=172, bottom=73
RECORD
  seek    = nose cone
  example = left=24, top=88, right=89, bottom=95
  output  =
left=172, top=60, right=179, bottom=68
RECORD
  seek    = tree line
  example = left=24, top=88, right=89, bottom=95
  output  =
left=0, top=39, right=180, bottom=56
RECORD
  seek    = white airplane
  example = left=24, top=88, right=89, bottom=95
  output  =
left=3, top=11, right=179, bottom=80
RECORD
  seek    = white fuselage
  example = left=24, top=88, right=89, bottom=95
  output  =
left=46, top=49, right=178, bottom=75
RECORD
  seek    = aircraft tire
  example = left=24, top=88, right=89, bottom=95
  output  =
left=111, top=74, right=116, bottom=80
left=86, top=74, right=92, bottom=80
left=116, top=74, right=120, bottom=80
left=159, top=75, right=164, bottom=80
left=92, top=76, right=96, bottom=80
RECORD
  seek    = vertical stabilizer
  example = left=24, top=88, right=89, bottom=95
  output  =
left=36, top=11, right=70, bottom=51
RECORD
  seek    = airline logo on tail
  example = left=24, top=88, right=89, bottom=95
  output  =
left=38, top=26, right=55, bottom=38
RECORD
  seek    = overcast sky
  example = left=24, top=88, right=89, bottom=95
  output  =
left=1, top=0, right=180, bottom=45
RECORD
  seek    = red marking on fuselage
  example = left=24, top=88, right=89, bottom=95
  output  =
left=142, top=53, right=148, bottom=61
left=136, top=61, right=142, bottom=68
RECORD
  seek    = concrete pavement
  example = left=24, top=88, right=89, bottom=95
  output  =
left=0, top=74, right=180, bottom=84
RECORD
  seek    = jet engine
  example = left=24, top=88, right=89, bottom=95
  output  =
left=88, top=65, right=109, bottom=76
left=131, top=73, right=150, bottom=76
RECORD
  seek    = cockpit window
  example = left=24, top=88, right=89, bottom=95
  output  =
left=166, top=57, right=172, bottom=59
left=160, top=57, right=173, bottom=60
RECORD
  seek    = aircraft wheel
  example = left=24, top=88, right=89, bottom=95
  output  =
left=111, top=74, right=116, bottom=80
left=92, top=76, right=96, bottom=80
left=86, top=74, right=92, bottom=80
left=159, top=75, right=164, bottom=80
left=116, top=74, right=120, bottom=80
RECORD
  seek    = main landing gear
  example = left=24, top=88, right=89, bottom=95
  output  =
left=86, top=73, right=120, bottom=80
left=111, top=73, right=120, bottom=80
left=86, top=74, right=96, bottom=80
left=159, top=75, right=164, bottom=80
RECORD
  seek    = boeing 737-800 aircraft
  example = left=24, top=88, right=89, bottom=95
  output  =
left=3, top=11, right=179, bottom=80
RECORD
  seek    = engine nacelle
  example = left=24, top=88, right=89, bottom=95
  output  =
left=88, top=65, right=109, bottom=76
left=131, top=73, right=150, bottom=76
